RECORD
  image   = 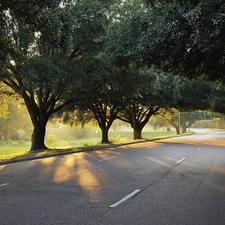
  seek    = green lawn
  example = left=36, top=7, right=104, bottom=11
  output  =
left=0, top=128, right=180, bottom=161
left=0, top=145, right=30, bottom=160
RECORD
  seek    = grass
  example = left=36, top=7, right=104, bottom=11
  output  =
left=0, top=127, right=187, bottom=162
left=0, top=145, right=30, bottom=161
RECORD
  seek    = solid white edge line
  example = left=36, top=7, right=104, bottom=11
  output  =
left=0, top=183, right=10, bottom=187
left=99, top=156, right=117, bottom=162
left=176, top=157, right=186, bottom=164
left=110, top=189, right=141, bottom=208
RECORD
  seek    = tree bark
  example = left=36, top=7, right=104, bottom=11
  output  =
left=181, top=122, right=192, bottom=133
left=21, top=91, right=50, bottom=151
left=132, top=120, right=144, bottom=139
left=133, top=126, right=143, bottom=139
left=169, top=121, right=179, bottom=134
left=100, top=127, right=110, bottom=143
left=30, top=122, right=48, bottom=151
left=181, top=125, right=186, bottom=133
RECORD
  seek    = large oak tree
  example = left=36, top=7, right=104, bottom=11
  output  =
left=117, top=71, right=179, bottom=139
left=0, top=0, right=116, bottom=151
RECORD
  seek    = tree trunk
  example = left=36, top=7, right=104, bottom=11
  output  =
left=182, top=122, right=192, bottom=133
left=21, top=93, right=49, bottom=151
left=169, top=121, right=180, bottom=134
left=100, top=127, right=110, bottom=143
left=133, top=124, right=143, bottom=140
left=181, top=125, right=187, bottom=133
left=133, top=127, right=142, bottom=139
left=181, top=122, right=191, bottom=133
left=30, top=123, right=48, bottom=151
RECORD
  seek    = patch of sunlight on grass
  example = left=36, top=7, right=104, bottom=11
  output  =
left=0, top=148, right=29, bottom=161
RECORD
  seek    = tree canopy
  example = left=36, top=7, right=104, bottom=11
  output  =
left=117, top=71, right=179, bottom=139
left=0, top=0, right=118, bottom=150
left=1, top=0, right=224, bottom=150
left=106, top=0, right=225, bottom=82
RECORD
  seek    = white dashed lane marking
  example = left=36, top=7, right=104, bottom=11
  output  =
left=0, top=183, right=10, bottom=187
left=99, top=156, right=118, bottom=162
left=110, top=189, right=141, bottom=208
left=176, top=157, right=186, bottom=164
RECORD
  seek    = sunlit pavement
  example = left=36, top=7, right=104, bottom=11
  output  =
left=1, top=129, right=225, bottom=224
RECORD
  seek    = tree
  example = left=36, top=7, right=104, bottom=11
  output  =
left=103, top=1, right=181, bottom=139
left=62, top=70, right=134, bottom=143
left=177, top=79, right=213, bottom=111
left=107, top=0, right=225, bottom=83
left=88, top=70, right=137, bottom=143
left=117, top=71, right=179, bottom=139
left=0, top=103, right=32, bottom=141
left=141, top=1, right=225, bottom=82
left=209, top=88, right=225, bottom=114
left=168, top=111, right=210, bottom=134
left=0, top=82, right=15, bottom=118
left=162, top=79, right=213, bottom=134
left=104, top=0, right=149, bottom=68
left=89, top=101, right=124, bottom=144
left=0, top=0, right=116, bottom=151
left=150, top=115, right=168, bottom=130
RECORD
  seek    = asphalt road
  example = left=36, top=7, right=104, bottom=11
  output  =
left=1, top=129, right=225, bottom=225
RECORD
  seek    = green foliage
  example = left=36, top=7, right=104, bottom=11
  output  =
left=167, top=111, right=211, bottom=133
left=150, top=115, right=168, bottom=129
left=0, top=103, right=32, bottom=141
left=152, top=1, right=225, bottom=82
left=1, top=0, right=224, bottom=150
left=209, top=89, right=225, bottom=113
left=0, top=83, right=16, bottom=118
left=117, top=70, right=179, bottom=139
left=0, top=0, right=119, bottom=150
left=104, top=1, right=147, bottom=66
left=145, top=0, right=225, bottom=8
left=107, top=0, right=225, bottom=83
left=178, top=79, right=213, bottom=111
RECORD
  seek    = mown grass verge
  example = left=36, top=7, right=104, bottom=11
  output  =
left=0, top=129, right=192, bottom=163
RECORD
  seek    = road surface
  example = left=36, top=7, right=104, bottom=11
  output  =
left=1, top=129, right=225, bottom=225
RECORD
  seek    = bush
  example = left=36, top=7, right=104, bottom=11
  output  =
left=167, top=127, right=171, bottom=132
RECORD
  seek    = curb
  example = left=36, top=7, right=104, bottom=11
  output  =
left=0, top=140, right=149, bottom=166
left=0, top=134, right=192, bottom=166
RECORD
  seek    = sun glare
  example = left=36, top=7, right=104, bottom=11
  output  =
left=0, top=165, right=6, bottom=170
left=146, top=156, right=173, bottom=169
